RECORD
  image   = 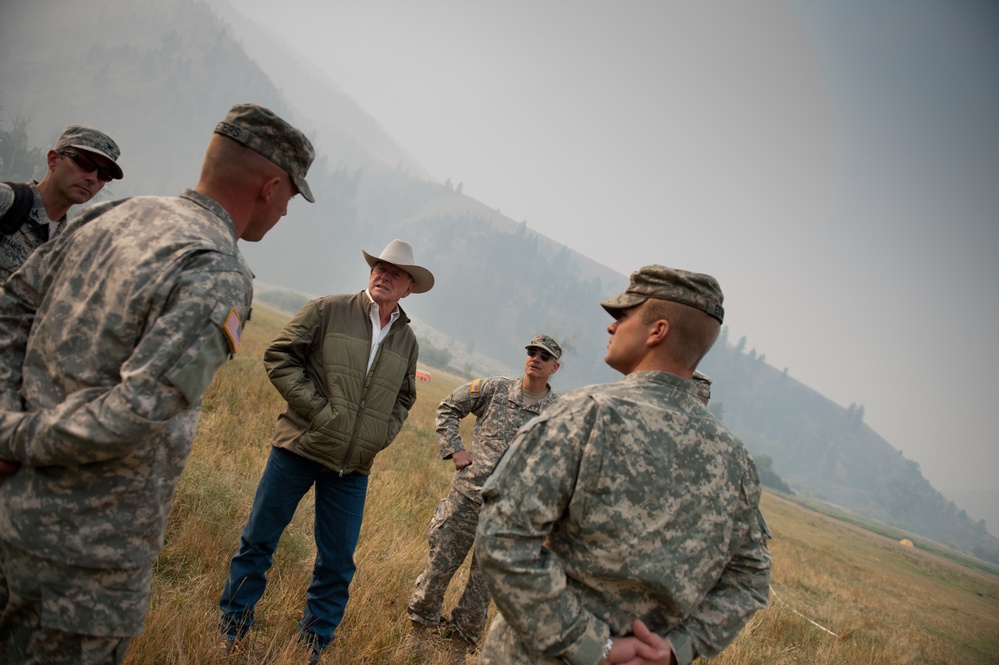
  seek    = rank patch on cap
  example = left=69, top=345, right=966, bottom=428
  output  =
left=469, top=379, right=482, bottom=394
left=221, top=307, right=242, bottom=354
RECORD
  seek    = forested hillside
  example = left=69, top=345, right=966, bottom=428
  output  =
left=700, top=330, right=999, bottom=564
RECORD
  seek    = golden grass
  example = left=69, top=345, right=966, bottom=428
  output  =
left=717, top=493, right=999, bottom=665
left=124, top=304, right=999, bottom=664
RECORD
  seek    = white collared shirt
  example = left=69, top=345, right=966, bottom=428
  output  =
left=365, top=289, right=401, bottom=374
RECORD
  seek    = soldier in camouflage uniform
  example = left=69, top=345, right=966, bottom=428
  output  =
left=407, top=335, right=562, bottom=663
left=0, top=103, right=315, bottom=665
left=475, top=265, right=772, bottom=665
left=0, top=124, right=123, bottom=282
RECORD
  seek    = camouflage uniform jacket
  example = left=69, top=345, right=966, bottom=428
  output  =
left=0, top=180, right=66, bottom=282
left=476, top=370, right=772, bottom=665
left=438, top=376, right=558, bottom=503
left=0, top=189, right=253, bottom=571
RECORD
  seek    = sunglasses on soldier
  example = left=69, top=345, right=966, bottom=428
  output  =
left=59, top=150, right=114, bottom=182
left=527, top=348, right=554, bottom=362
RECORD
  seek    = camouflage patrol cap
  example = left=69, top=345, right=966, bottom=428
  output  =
left=601, top=264, right=724, bottom=323
left=53, top=125, right=123, bottom=179
left=692, top=369, right=713, bottom=402
left=526, top=334, right=562, bottom=361
left=214, top=103, right=316, bottom=203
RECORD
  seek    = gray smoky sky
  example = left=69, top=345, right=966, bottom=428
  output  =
left=225, top=0, right=999, bottom=497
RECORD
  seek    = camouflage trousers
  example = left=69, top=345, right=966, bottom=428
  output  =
left=0, top=539, right=147, bottom=664
left=479, top=612, right=565, bottom=665
left=407, top=488, right=491, bottom=645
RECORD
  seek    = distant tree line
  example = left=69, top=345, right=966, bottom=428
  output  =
left=416, top=338, right=453, bottom=371
left=254, top=288, right=310, bottom=315
left=0, top=110, right=47, bottom=182
left=755, top=455, right=793, bottom=494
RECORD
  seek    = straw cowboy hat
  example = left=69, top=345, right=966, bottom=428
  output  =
left=361, top=239, right=435, bottom=294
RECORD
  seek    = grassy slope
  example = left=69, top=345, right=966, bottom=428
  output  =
left=124, top=304, right=999, bottom=664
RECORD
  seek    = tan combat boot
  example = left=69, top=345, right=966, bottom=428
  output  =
left=449, top=633, right=471, bottom=665
left=406, top=620, right=435, bottom=661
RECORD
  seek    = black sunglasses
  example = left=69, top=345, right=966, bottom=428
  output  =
left=60, top=150, right=115, bottom=182
left=527, top=348, right=554, bottom=362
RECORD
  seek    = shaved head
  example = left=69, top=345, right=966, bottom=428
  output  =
left=200, top=134, right=288, bottom=192
left=641, top=298, right=721, bottom=370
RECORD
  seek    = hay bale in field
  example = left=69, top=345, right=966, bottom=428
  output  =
left=899, top=538, right=914, bottom=548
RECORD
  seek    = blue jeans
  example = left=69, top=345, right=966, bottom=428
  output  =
left=219, top=447, right=369, bottom=649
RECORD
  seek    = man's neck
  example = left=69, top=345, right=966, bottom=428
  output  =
left=35, top=177, right=70, bottom=222
left=195, top=182, right=250, bottom=236
left=629, top=352, right=692, bottom=379
left=367, top=291, right=399, bottom=328
left=522, top=375, right=549, bottom=394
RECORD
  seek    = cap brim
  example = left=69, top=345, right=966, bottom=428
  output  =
left=69, top=144, right=124, bottom=180
left=600, top=292, right=648, bottom=317
left=293, top=175, right=315, bottom=203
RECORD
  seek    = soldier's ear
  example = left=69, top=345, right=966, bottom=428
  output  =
left=259, top=175, right=282, bottom=203
left=648, top=319, right=669, bottom=347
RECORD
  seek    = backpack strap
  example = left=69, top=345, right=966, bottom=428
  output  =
left=0, top=182, right=38, bottom=236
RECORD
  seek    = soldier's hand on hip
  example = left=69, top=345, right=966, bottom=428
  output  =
left=452, top=449, right=473, bottom=470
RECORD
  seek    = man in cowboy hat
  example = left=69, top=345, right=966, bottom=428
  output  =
left=218, top=239, right=434, bottom=660
left=0, top=124, right=124, bottom=282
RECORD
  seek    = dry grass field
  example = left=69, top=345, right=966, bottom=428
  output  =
left=123, top=304, right=999, bottom=664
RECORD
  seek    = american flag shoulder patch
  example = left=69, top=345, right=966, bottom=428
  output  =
left=469, top=378, right=482, bottom=394
left=221, top=307, right=242, bottom=354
